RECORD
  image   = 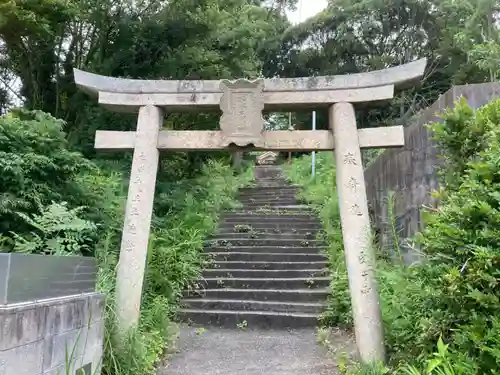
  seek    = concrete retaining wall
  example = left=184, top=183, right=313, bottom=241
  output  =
left=0, top=254, right=104, bottom=375
left=364, top=83, right=500, bottom=260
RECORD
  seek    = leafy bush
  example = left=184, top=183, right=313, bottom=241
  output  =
left=98, top=159, right=253, bottom=375
left=0, top=110, right=92, bottom=234
left=0, top=109, right=253, bottom=375
left=286, top=98, right=500, bottom=375
left=412, top=99, right=500, bottom=373
left=8, top=202, right=97, bottom=255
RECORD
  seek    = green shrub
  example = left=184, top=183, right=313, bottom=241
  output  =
left=0, top=110, right=93, bottom=234
left=8, top=202, right=97, bottom=255
left=286, top=98, right=500, bottom=375
left=0, top=109, right=254, bottom=375
left=412, top=99, right=500, bottom=373
left=96, top=159, right=253, bottom=375
left=284, top=152, right=351, bottom=326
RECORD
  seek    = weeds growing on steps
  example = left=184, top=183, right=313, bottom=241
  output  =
left=95, top=160, right=254, bottom=375
left=285, top=100, right=500, bottom=375
left=284, top=153, right=350, bottom=326
left=1, top=113, right=254, bottom=375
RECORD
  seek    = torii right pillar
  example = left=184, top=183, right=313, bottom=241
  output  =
left=330, top=102, right=385, bottom=363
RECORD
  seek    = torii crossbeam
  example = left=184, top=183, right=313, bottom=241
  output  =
left=74, top=58, right=426, bottom=363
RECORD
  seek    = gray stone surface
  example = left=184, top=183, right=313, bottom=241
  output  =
left=159, top=326, right=351, bottom=375
left=364, top=83, right=500, bottom=262
left=179, top=165, right=331, bottom=330
left=0, top=293, right=105, bottom=375
left=97, top=86, right=395, bottom=112
left=95, top=127, right=405, bottom=152
left=0, top=340, right=44, bottom=375
left=75, top=59, right=427, bottom=112
left=115, top=105, right=164, bottom=331
left=0, top=254, right=97, bottom=305
left=330, top=103, right=384, bottom=362
left=219, top=79, right=265, bottom=148
left=74, top=58, right=426, bottom=97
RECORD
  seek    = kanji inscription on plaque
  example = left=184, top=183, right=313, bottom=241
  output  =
left=219, top=79, right=265, bottom=148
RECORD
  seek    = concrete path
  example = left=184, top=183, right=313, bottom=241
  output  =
left=159, top=325, right=353, bottom=375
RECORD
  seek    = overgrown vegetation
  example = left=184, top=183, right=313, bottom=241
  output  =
left=285, top=100, right=500, bottom=375
left=0, top=109, right=253, bottom=374
left=3, top=0, right=500, bottom=373
left=98, top=160, right=252, bottom=375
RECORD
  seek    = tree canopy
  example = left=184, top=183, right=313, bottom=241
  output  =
left=2, top=0, right=499, bottom=146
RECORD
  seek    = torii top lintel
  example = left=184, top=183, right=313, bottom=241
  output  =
left=73, top=59, right=427, bottom=113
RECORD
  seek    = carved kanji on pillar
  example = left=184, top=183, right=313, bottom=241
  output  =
left=73, top=58, right=427, bottom=363
left=219, top=79, right=265, bottom=148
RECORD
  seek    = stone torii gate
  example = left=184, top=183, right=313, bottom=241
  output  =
left=73, top=58, right=426, bottom=363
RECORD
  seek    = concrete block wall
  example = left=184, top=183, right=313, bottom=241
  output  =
left=364, top=83, right=500, bottom=261
left=0, top=254, right=104, bottom=375
left=0, top=293, right=105, bottom=375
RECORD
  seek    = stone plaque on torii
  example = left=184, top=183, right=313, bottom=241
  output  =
left=73, top=58, right=426, bottom=363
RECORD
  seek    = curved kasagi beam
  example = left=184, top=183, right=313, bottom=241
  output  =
left=73, top=58, right=426, bottom=112
left=74, top=58, right=426, bottom=95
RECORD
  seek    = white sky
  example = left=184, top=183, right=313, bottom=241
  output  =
left=285, top=0, right=328, bottom=24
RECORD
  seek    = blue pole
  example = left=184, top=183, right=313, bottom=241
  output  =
left=312, top=111, right=316, bottom=178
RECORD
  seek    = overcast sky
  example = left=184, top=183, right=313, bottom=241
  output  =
left=285, top=0, right=328, bottom=24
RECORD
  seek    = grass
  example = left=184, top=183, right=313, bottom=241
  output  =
left=283, top=152, right=473, bottom=375
left=86, top=159, right=254, bottom=375
left=0, top=110, right=259, bottom=375
left=284, top=152, right=352, bottom=326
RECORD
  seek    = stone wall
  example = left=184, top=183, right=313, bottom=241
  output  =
left=364, top=83, right=500, bottom=261
left=0, top=254, right=105, bottom=375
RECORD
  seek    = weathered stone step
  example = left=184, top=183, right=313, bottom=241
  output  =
left=238, top=192, right=296, bottom=197
left=239, top=202, right=304, bottom=208
left=253, top=185, right=292, bottom=189
left=177, top=309, right=319, bottom=328
left=238, top=207, right=312, bottom=213
left=238, top=199, right=302, bottom=206
left=232, top=203, right=309, bottom=209
left=200, top=277, right=332, bottom=289
left=237, top=191, right=300, bottom=199
left=209, top=252, right=327, bottom=262
left=239, top=204, right=310, bottom=210
left=221, top=220, right=321, bottom=229
left=212, top=233, right=318, bottom=240
left=218, top=223, right=323, bottom=232
left=181, top=299, right=326, bottom=314
left=238, top=194, right=300, bottom=200
left=206, top=246, right=326, bottom=254
left=239, top=185, right=299, bottom=192
left=238, top=200, right=302, bottom=206
left=254, top=180, right=290, bottom=184
left=202, top=268, right=329, bottom=278
left=253, top=180, right=288, bottom=185
left=216, top=230, right=322, bottom=238
left=238, top=186, right=301, bottom=193
left=256, top=168, right=286, bottom=171
left=254, top=176, right=287, bottom=180
left=222, top=213, right=317, bottom=221
left=207, top=238, right=324, bottom=247
left=185, top=288, right=330, bottom=302
left=224, top=211, right=314, bottom=216
left=255, top=176, right=287, bottom=181
left=211, top=261, right=329, bottom=270
left=221, top=221, right=319, bottom=227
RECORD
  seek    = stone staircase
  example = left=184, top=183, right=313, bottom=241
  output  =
left=179, top=164, right=330, bottom=328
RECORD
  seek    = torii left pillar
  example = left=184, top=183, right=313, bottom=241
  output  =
left=116, top=105, right=164, bottom=332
